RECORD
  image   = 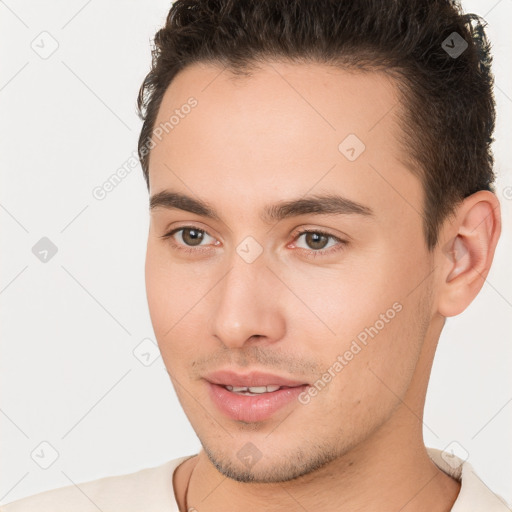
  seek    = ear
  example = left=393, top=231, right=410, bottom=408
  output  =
left=436, top=190, right=501, bottom=317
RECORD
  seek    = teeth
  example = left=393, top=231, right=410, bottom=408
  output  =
left=225, top=385, right=282, bottom=394
left=261, top=385, right=281, bottom=392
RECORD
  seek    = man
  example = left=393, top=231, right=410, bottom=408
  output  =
left=2, top=0, right=509, bottom=511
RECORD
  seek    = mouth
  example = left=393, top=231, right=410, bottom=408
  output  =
left=203, top=370, right=310, bottom=422
left=222, top=384, right=295, bottom=395
left=204, top=369, right=309, bottom=389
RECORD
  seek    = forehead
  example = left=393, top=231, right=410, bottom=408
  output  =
left=151, top=60, right=404, bottom=160
left=148, top=60, right=421, bottom=228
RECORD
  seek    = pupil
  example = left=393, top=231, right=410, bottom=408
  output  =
left=184, top=229, right=203, bottom=246
left=306, top=232, right=327, bottom=250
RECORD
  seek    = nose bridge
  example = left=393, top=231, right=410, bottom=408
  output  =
left=212, top=252, right=284, bottom=347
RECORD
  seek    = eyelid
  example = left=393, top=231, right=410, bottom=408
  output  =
left=287, top=228, right=348, bottom=258
left=160, top=224, right=348, bottom=257
left=288, top=226, right=348, bottom=244
left=160, top=224, right=219, bottom=250
left=159, top=222, right=219, bottom=242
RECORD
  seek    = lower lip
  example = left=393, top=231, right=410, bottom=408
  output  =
left=207, top=382, right=309, bottom=422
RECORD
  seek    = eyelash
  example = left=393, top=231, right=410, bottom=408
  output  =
left=159, top=226, right=347, bottom=259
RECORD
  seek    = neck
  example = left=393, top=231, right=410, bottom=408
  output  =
left=182, top=409, right=460, bottom=512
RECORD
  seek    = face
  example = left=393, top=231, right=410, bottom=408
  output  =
left=145, top=61, right=437, bottom=483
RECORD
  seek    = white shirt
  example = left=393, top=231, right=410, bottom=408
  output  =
left=1, top=448, right=510, bottom=511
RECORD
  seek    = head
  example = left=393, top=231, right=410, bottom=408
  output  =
left=139, top=0, right=501, bottom=483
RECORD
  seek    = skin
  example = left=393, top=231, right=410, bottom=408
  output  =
left=145, top=60, right=501, bottom=512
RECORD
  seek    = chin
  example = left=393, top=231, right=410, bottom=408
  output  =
left=202, top=441, right=341, bottom=484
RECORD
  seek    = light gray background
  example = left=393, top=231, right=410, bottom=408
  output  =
left=1, top=0, right=511, bottom=506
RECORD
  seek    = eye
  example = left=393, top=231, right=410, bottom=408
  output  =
left=290, top=229, right=347, bottom=258
left=159, top=226, right=219, bottom=254
left=160, top=226, right=347, bottom=258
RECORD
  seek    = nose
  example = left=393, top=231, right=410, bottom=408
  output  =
left=211, top=256, right=286, bottom=349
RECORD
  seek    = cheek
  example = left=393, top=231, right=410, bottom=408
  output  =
left=298, top=299, right=426, bottom=447
left=280, top=251, right=402, bottom=346
left=145, top=240, right=217, bottom=364
left=145, top=242, right=188, bottom=350
left=290, top=248, right=428, bottom=399
left=145, top=243, right=171, bottom=334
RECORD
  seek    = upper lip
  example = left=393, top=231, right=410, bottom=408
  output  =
left=204, top=370, right=308, bottom=388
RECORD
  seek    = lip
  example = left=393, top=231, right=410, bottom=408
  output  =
left=204, top=370, right=308, bottom=388
left=207, top=381, right=309, bottom=422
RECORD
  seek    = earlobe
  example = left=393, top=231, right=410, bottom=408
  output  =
left=437, top=191, right=501, bottom=317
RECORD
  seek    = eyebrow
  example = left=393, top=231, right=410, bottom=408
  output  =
left=149, top=190, right=374, bottom=224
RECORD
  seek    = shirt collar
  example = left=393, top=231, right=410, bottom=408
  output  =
left=426, top=447, right=510, bottom=511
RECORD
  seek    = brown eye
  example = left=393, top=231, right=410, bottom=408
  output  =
left=180, top=228, right=205, bottom=246
left=160, top=225, right=218, bottom=254
left=303, top=232, right=329, bottom=250
left=292, top=229, right=348, bottom=259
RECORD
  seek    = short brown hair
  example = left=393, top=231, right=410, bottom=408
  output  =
left=137, top=0, right=496, bottom=249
